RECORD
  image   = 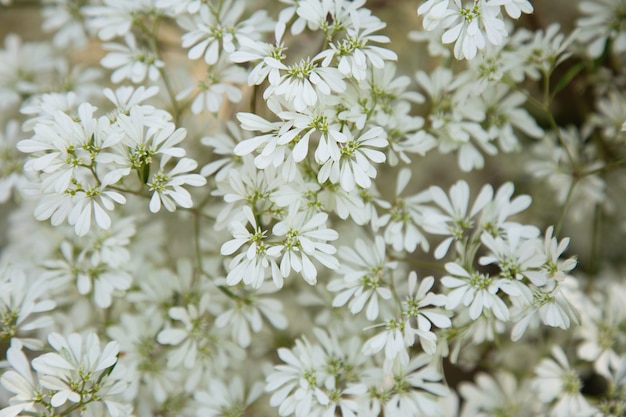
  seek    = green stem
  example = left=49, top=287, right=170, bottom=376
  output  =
left=583, top=156, right=626, bottom=175
left=137, top=15, right=182, bottom=121
left=588, top=203, right=602, bottom=276
left=554, top=178, right=577, bottom=237
left=192, top=211, right=203, bottom=288
left=504, top=78, right=577, bottom=166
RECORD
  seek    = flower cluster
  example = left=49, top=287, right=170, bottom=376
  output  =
left=1, top=0, right=626, bottom=416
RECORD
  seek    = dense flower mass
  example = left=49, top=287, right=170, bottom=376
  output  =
left=1, top=0, right=626, bottom=416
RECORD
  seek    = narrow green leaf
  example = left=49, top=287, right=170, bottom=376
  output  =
left=552, top=62, right=585, bottom=98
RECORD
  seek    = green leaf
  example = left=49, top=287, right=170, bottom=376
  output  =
left=552, top=62, right=585, bottom=98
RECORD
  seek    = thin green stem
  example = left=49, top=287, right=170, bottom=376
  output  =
left=388, top=273, right=403, bottom=315
left=554, top=178, right=577, bottom=237
left=193, top=211, right=203, bottom=284
left=504, top=78, right=577, bottom=166
left=588, top=203, right=602, bottom=276
left=583, top=156, right=626, bottom=175
left=136, top=15, right=181, bottom=121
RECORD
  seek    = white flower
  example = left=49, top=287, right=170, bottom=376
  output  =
left=215, top=290, right=287, bottom=348
left=512, top=24, right=577, bottom=78
left=294, top=0, right=366, bottom=34
left=200, top=121, right=244, bottom=181
left=42, top=240, right=133, bottom=308
left=18, top=103, right=129, bottom=235
left=117, top=106, right=185, bottom=166
left=230, top=21, right=287, bottom=86
left=266, top=338, right=330, bottom=417
left=376, top=168, right=431, bottom=253
left=403, top=272, right=451, bottom=354
left=103, top=85, right=161, bottom=117
left=221, top=206, right=283, bottom=288
left=383, top=354, right=449, bottom=417
left=0, top=34, right=56, bottom=105
left=0, top=120, right=26, bottom=203
left=157, top=299, right=227, bottom=372
left=0, top=265, right=55, bottom=345
left=576, top=281, right=626, bottom=378
left=441, top=262, right=514, bottom=321
left=318, top=12, right=397, bottom=81
left=156, top=0, right=205, bottom=15
left=493, top=0, right=533, bottom=18
left=328, top=236, right=395, bottom=321
left=576, top=0, right=626, bottom=58
left=527, top=127, right=606, bottom=222
left=195, top=376, right=264, bottom=417
left=214, top=158, right=282, bottom=225
left=68, top=180, right=127, bottom=237
left=178, top=1, right=271, bottom=65
left=42, top=0, right=89, bottom=49
left=101, top=33, right=164, bottom=84
left=147, top=157, right=206, bottom=213
left=424, top=180, right=494, bottom=259
left=0, top=340, right=41, bottom=417
left=511, top=277, right=581, bottom=342
left=477, top=181, right=535, bottom=238
left=83, top=0, right=154, bottom=41
left=362, top=317, right=415, bottom=374
left=18, top=103, right=99, bottom=193
left=317, top=126, right=387, bottom=192
left=415, top=67, right=491, bottom=171
left=481, top=85, right=544, bottom=152
left=588, top=90, right=626, bottom=142
left=479, top=229, right=545, bottom=286
left=459, top=371, right=536, bottom=417
left=264, top=56, right=347, bottom=112
left=419, top=0, right=511, bottom=60
left=537, top=226, right=577, bottom=283
left=31, top=332, right=131, bottom=415
left=272, top=208, right=339, bottom=285
left=233, top=112, right=296, bottom=172
left=532, top=346, right=597, bottom=417
left=176, top=57, right=246, bottom=114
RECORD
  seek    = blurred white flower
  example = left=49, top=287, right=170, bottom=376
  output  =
left=83, top=0, right=153, bottom=41
left=376, top=168, right=431, bottom=253
left=403, top=272, right=451, bottom=354
left=266, top=338, right=330, bottom=417
left=383, top=354, right=449, bottom=417
left=178, top=0, right=272, bottom=65
left=424, top=180, right=494, bottom=259
left=576, top=0, right=626, bottom=58
left=0, top=340, right=43, bottom=417
left=459, top=371, right=536, bottom=417
left=176, top=57, right=246, bottom=114
left=0, top=120, right=26, bottom=203
left=328, top=236, right=395, bottom=321
left=195, top=376, right=264, bottom=417
left=101, top=34, right=164, bottom=84
left=0, top=264, right=55, bottom=347
left=532, top=346, right=597, bottom=417
left=42, top=0, right=89, bottom=49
